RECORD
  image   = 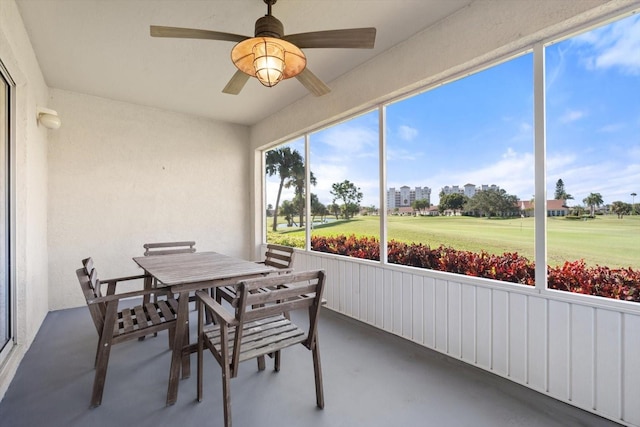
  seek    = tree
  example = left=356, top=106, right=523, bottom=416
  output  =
left=582, top=192, right=604, bottom=217
left=327, top=203, right=341, bottom=220
left=310, top=194, right=327, bottom=223
left=330, top=180, right=363, bottom=219
left=284, top=164, right=316, bottom=227
left=465, top=188, right=519, bottom=218
left=611, top=201, right=631, bottom=219
left=411, top=199, right=430, bottom=215
left=554, top=179, right=573, bottom=201
left=265, top=147, right=304, bottom=231
left=438, top=193, right=468, bottom=215
left=364, top=205, right=378, bottom=216
left=279, top=200, right=297, bottom=227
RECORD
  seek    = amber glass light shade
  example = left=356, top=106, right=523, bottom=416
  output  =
left=231, top=37, right=306, bottom=87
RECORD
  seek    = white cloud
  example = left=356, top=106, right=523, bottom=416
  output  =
left=547, top=155, right=640, bottom=204
left=520, top=122, right=532, bottom=133
left=559, top=109, right=586, bottom=123
left=387, top=147, right=424, bottom=161
left=598, top=123, right=625, bottom=133
left=397, top=125, right=418, bottom=141
left=574, top=14, right=640, bottom=75
left=547, top=152, right=577, bottom=171
left=315, top=125, right=377, bottom=156
left=428, top=148, right=535, bottom=203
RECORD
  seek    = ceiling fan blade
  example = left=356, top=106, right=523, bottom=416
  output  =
left=222, top=70, right=251, bottom=95
left=150, top=25, right=249, bottom=43
left=296, top=68, right=331, bottom=97
left=283, top=28, right=376, bottom=49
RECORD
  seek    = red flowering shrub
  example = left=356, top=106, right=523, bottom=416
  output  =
left=548, top=261, right=640, bottom=301
left=310, top=234, right=639, bottom=302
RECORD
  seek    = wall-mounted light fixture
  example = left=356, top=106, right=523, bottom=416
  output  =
left=37, top=107, right=61, bottom=130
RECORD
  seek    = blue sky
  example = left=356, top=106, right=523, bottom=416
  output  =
left=267, top=13, right=640, bottom=209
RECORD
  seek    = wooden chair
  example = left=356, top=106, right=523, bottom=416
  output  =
left=77, top=257, right=179, bottom=407
left=258, top=243, right=295, bottom=269
left=196, top=270, right=326, bottom=427
left=215, top=243, right=295, bottom=305
left=143, top=241, right=196, bottom=256
left=143, top=240, right=196, bottom=302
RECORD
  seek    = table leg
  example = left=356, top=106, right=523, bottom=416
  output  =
left=142, top=274, right=152, bottom=305
left=166, top=290, right=189, bottom=406
left=139, top=275, right=154, bottom=341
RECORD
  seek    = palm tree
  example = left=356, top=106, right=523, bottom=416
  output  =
left=265, top=147, right=304, bottom=231
left=583, top=192, right=604, bottom=217
left=284, top=163, right=316, bottom=227
left=611, top=201, right=631, bottom=219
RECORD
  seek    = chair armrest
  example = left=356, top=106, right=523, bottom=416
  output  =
left=195, top=290, right=238, bottom=326
left=100, top=274, right=149, bottom=286
left=98, top=273, right=150, bottom=297
left=87, top=287, right=159, bottom=305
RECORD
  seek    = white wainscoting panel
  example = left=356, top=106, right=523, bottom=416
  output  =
left=288, top=248, right=640, bottom=426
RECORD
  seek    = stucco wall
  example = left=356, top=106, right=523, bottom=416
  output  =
left=47, top=89, right=250, bottom=310
left=0, top=0, right=50, bottom=400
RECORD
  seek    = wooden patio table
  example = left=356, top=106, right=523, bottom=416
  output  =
left=133, top=251, right=279, bottom=405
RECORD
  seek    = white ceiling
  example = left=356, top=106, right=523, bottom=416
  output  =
left=16, top=0, right=472, bottom=126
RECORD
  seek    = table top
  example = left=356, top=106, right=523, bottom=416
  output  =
left=133, top=251, right=275, bottom=286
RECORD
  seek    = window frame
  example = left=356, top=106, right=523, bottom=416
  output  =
left=259, top=8, right=640, bottom=312
left=0, top=57, right=16, bottom=364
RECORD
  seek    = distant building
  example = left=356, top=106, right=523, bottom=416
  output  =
left=441, top=185, right=462, bottom=196
left=442, top=183, right=500, bottom=198
left=387, top=186, right=431, bottom=209
left=519, top=199, right=569, bottom=217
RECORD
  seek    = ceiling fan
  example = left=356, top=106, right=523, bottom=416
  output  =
left=150, top=0, right=376, bottom=96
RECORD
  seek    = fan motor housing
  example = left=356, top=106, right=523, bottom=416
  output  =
left=255, top=15, right=284, bottom=39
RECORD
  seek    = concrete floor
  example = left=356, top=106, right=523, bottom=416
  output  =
left=0, top=304, right=620, bottom=427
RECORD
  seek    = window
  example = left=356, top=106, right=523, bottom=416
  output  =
left=264, top=138, right=306, bottom=248
left=545, top=14, right=640, bottom=298
left=385, top=54, right=535, bottom=283
left=308, top=111, right=379, bottom=258
left=261, top=12, right=640, bottom=302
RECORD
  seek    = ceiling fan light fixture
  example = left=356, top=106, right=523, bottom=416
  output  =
left=231, top=37, right=306, bottom=88
left=253, top=39, right=285, bottom=87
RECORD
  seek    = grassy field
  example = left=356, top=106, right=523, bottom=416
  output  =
left=268, top=214, right=640, bottom=269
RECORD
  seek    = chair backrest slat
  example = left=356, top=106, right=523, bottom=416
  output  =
left=76, top=266, right=105, bottom=335
left=143, top=241, right=196, bottom=256
left=263, top=244, right=295, bottom=269
left=245, top=282, right=318, bottom=307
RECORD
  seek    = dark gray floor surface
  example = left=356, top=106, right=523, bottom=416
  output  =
left=0, top=304, right=620, bottom=427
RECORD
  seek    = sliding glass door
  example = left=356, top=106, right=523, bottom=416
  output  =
left=0, top=63, right=12, bottom=359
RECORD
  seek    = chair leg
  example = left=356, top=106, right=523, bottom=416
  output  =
left=222, top=363, right=232, bottom=427
left=92, top=302, right=118, bottom=407
left=197, top=334, right=203, bottom=402
left=91, top=341, right=113, bottom=407
left=168, top=325, right=175, bottom=350
left=257, top=355, right=265, bottom=371
left=274, top=350, right=281, bottom=372
left=311, top=338, right=324, bottom=409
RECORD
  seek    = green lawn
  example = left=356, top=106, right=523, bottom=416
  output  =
left=268, top=214, right=640, bottom=269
